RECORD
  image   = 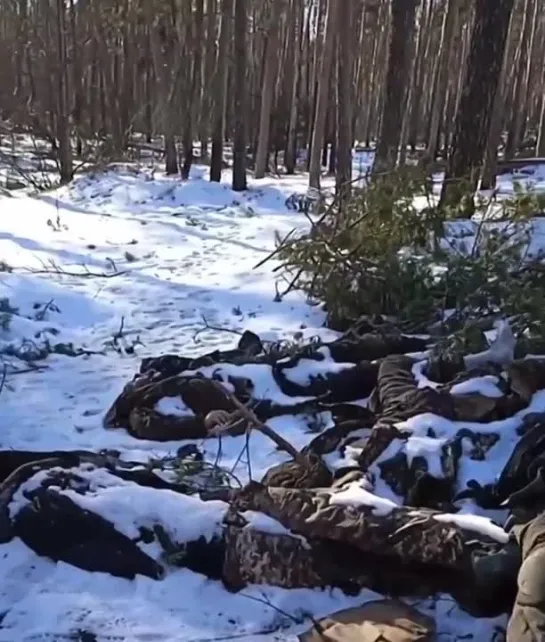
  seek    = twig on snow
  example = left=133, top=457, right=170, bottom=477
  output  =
left=238, top=591, right=305, bottom=625
left=7, top=365, right=49, bottom=374
left=0, top=363, right=7, bottom=396
left=210, top=381, right=305, bottom=465
left=245, top=430, right=253, bottom=481
left=34, top=298, right=56, bottom=321
left=189, top=627, right=283, bottom=641
left=19, top=257, right=127, bottom=279
left=113, top=316, right=125, bottom=343
left=193, top=315, right=245, bottom=342
left=21, top=266, right=127, bottom=279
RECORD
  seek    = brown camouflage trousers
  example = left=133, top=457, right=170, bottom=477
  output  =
left=507, top=514, right=545, bottom=642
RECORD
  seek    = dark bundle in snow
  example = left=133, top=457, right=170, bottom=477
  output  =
left=5, top=326, right=545, bottom=620
left=0, top=451, right=512, bottom=617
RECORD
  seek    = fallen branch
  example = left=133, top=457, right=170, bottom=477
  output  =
left=0, top=363, right=7, bottom=396
left=21, top=266, right=127, bottom=279
left=190, top=627, right=284, bottom=642
left=238, top=590, right=305, bottom=625
left=210, top=381, right=306, bottom=464
left=34, top=298, right=56, bottom=321
left=5, top=364, right=49, bottom=374
left=193, top=315, right=244, bottom=342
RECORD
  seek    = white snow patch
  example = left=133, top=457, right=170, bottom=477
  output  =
left=450, top=376, right=503, bottom=398
left=432, top=512, right=509, bottom=544
left=154, top=396, right=195, bottom=417
left=412, top=359, right=440, bottom=389
left=11, top=465, right=228, bottom=545
left=198, top=362, right=315, bottom=406
left=330, top=481, right=398, bottom=517
left=405, top=436, right=445, bottom=476
left=280, top=353, right=354, bottom=387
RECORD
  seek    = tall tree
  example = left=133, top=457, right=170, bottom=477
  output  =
left=440, top=0, right=515, bottom=209
left=210, top=0, right=232, bottom=183
left=232, top=0, right=248, bottom=191
left=335, top=0, right=353, bottom=200
left=254, top=0, right=284, bottom=179
left=149, top=9, right=180, bottom=176
left=481, top=3, right=518, bottom=189
left=426, top=0, right=459, bottom=162
left=181, top=0, right=205, bottom=179
left=55, top=0, right=73, bottom=183
left=285, top=0, right=304, bottom=175
left=504, top=0, right=536, bottom=159
left=308, top=0, right=338, bottom=190
left=372, top=0, right=418, bottom=175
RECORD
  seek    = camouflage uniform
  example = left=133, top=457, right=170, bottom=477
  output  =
left=507, top=514, right=545, bottom=641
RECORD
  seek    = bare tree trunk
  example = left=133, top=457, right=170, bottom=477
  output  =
left=398, top=0, right=425, bottom=166
left=372, top=0, right=418, bottom=176
left=210, top=0, right=232, bottom=183
left=519, top=0, right=542, bottom=148
left=68, top=0, right=83, bottom=156
left=361, top=6, right=384, bottom=147
left=406, top=0, right=433, bottom=153
left=327, top=94, right=336, bottom=174
left=55, top=0, right=73, bottom=184
left=306, top=0, right=325, bottom=170
left=254, top=1, right=284, bottom=178
left=232, top=0, right=248, bottom=191
left=308, top=0, right=338, bottom=189
left=481, top=5, right=518, bottom=189
left=537, top=21, right=545, bottom=157
left=426, top=0, right=459, bottom=162
left=285, top=0, right=304, bottom=174
left=149, top=21, right=179, bottom=176
left=440, top=0, right=515, bottom=211
left=201, top=0, right=218, bottom=161
left=181, top=0, right=205, bottom=180
left=538, top=90, right=545, bottom=157
left=144, top=35, right=153, bottom=143
left=335, top=0, right=353, bottom=203
left=504, top=0, right=535, bottom=158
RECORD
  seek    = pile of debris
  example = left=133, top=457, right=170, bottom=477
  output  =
left=3, top=323, right=545, bottom=631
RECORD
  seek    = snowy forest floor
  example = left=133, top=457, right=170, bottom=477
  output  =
left=1, top=154, right=545, bottom=641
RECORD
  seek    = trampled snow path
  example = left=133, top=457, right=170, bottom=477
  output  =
left=1, top=159, right=542, bottom=640
left=0, top=166, right=339, bottom=456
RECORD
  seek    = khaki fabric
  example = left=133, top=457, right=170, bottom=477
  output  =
left=298, top=599, right=435, bottom=642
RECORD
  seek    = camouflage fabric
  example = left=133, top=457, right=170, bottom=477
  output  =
left=103, top=331, right=530, bottom=448
left=0, top=454, right=514, bottom=617
left=507, top=513, right=545, bottom=641
left=325, top=333, right=427, bottom=364
left=507, top=359, right=545, bottom=404
left=14, top=484, right=164, bottom=580
left=260, top=453, right=333, bottom=489
left=104, top=374, right=241, bottom=440
left=358, top=354, right=540, bottom=507
left=373, top=355, right=514, bottom=424
left=222, top=523, right=471, bottom=602
left=228, top=483, right=504, bottom=572
left=458, top=413, right=545, bottom=508
left=358, top=423, right=404, bottom=471
left=223, top=525, right=326, bottom=591
left=496, top=414, right=545, bottom=502
left=102, top=332, right=429, bottom=442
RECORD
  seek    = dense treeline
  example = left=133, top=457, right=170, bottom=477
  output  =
left=0, top=0, right=542, bottom=200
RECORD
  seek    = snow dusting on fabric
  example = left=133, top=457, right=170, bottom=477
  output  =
left=1, top=159, right=543, bottom=641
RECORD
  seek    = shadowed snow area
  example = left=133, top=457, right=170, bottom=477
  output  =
left=2, top=158, right=545, bottom=641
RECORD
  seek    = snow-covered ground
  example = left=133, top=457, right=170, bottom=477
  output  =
left=1, top=156, right=544, bottom=641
